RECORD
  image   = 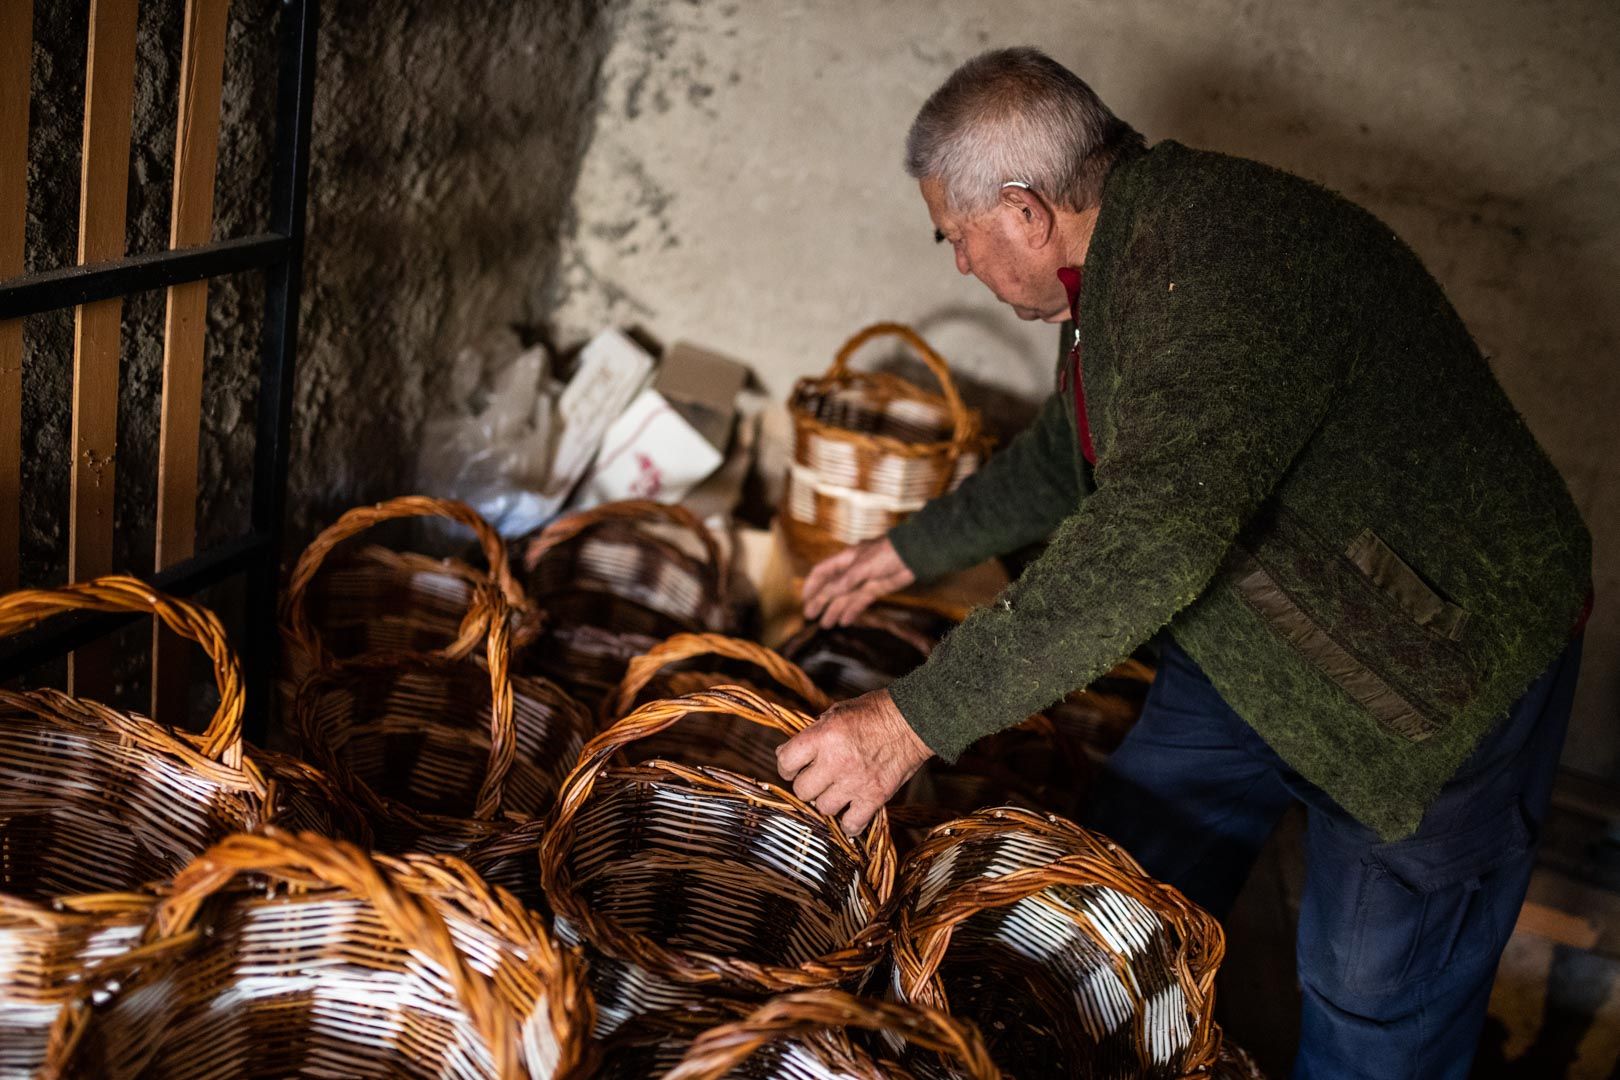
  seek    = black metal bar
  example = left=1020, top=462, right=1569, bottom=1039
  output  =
left=243, top=0, right=318, bottom=745
left=0, top=534, right=274, bottom=679
left=0, top=233, right=289, bottom=320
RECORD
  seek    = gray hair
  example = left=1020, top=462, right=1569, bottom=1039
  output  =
left=905, top=47, right=1144, bottom=216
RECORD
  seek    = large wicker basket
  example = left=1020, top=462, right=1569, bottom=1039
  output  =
left=784, top=323, right=990, bottom=562
left=45, top=828, right=594, bottom=1079
left=663, top=989, right=1002, bottom=1080
left=293, top=609, right=593, bottom=854
left=889, top=808, right=1225, bottom=1079
left=281, top=495, right=532, bottom=689
left=605, top=633, right=832, bottom=781
left=0, top=577, right=355, bottom=1072
left=521, top=500, right=736, bottom=705
left=539, top=687, right=896, bottom=1038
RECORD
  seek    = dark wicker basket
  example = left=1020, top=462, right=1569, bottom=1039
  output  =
left=281, top=495, right=531, bottom=686
left=539, top=687, right=896, bottom=1037
left=46, top=828, right=594, bottom=1079
left=293, top=611, right=593, bottom=854
left=889, top=808, right=1225, bottom=1079
left=521, top=500, right=735, bottom=705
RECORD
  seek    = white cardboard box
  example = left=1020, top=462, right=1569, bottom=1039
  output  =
left=573, top=385, right=725, bottom=509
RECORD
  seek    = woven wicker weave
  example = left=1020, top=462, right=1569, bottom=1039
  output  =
left=539, top=687, right=896, bottom=1038
left=889, top=808, right=1224, bottom=1079
left=665, top=990, right=1002, bottom=1080
left=1211, top=1037, right=1268, bottom=1079
left=606, top=633, right=833, bottom=781
left=0, top=577, right=355, bottom=1073
left=777, top=605, right=942, bottom=701
left=784, top=323, right=990, bottom=562
left=46, top=828, right=594, bottom=1079
left=521, top=500, right=735, bottom=704
left=293, top=610, right=593, bottom=854
left=282, top=495, right=531, bottom=684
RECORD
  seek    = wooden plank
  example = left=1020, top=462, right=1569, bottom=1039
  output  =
left=1515, top=899, right=1602, bottom=952
left=0, top=3, right=32, bottom=592
left=67, top=0, right=139, bottom=697
left=152, top=0, right=231, bottom=722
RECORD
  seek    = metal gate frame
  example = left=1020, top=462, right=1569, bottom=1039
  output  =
left=0, top=0, right=318, bottom=745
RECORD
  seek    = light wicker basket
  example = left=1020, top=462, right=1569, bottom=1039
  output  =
left=605, top=633, right=832, bottom=782
left=889, top=808, right=1225, bottom=1079
left=293, top=609, right=593, bottom=854
left=281, top=495, right=532, bottom=690
left=521, top=500, right=736, bottom=705
left=539, top=687, right=896, bottom=1038
left=664, top=989, right=1002, bottom=1080
left=0, top=577, right=357, bottom=1073
left=45, top=828, right=594, bottom=1079
left=777, top=604, right=943, bottom=701
left=784, top=323, right=990, bottom=563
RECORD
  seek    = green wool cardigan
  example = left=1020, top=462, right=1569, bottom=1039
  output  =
left=887, top=140, right=1591, bottom=842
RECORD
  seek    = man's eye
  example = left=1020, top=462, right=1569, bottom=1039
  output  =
left=934, top=229, right=946, bottom=245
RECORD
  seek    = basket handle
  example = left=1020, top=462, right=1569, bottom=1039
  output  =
left=665, top=989, right=1001, bottom=1080
left=520, top=498, right=730, bottom=609
left=606, top=632, right=833, bottom=723
left=825, top=322, right=976, bottom=449
left=544, top=686, right=895, bottom=892
left=147, top=829, right=526, bottom=1079
left=282, top=496, right=524, bottom=670
left=0, top=575, right=244, bottom=766
left=472, top=594, right=520, bottom=820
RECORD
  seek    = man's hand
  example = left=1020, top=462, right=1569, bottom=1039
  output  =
left=801, top=537, right=916, bottom=627
left=775, top=688, right=933, bottom=835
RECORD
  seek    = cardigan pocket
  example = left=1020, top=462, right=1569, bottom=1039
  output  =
left=1346, top=530, right=1470, bottom=642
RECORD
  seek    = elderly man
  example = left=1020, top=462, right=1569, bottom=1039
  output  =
left=776, top=47, right=1590, bottom=1078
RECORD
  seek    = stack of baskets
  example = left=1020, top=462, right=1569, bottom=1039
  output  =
left=784, top=323, right=991, bottom=562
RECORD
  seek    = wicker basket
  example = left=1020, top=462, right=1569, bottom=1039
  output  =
left=293, top=609, right=593, bottom=854
left=664, top=989, right=1001, bottom=1080
left=1211, top=1037, right=1268, bottom=1079
left=539, top=687, right=896, bottom=1037
left=0, top=577, right=355, bottom=1073
left=777, top=604, right=943, bottom=701
left=282, top=495, right=532, bottom=689
left=784, top=323, right=990, bottom=562
left=889, top=808, right=1224, bottom=1079
left=605, top=633, right=832, bottom=781
left=46, top=828, right=594, bottom=1079
left=521, top=500, right=736, bottom=705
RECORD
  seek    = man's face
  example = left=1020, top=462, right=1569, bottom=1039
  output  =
left=921, top=178, right=1070, bottom=323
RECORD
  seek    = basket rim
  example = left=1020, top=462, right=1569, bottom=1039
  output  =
left=539, top=687, right=897, bottom=992
left=521, top=499, right=731, bottom=611
left=665, top=988, right=1002, bottom=1080
left=604, top=632, right=833, bottom=725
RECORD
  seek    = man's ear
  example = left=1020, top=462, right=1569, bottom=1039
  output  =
left=1001, top=186, right=1057, bottom=250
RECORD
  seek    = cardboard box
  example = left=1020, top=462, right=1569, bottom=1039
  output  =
left=655, top=341, right=750, bottom=453
left=573, top=386, right=725, bottom=509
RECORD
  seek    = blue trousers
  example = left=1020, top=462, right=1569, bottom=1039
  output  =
left=1081, top=635, right=1583, bottom=1080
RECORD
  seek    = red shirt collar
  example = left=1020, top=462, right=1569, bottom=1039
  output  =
left=1056, top=265, right=1083, bottom=322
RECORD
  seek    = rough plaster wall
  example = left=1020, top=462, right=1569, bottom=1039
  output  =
left=549, top=0, right=1620, bottom=777
left=21, top=0, right=616, bottom=594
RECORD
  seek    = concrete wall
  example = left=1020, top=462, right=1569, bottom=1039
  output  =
left=548, top=0, right=1620, bottom=778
